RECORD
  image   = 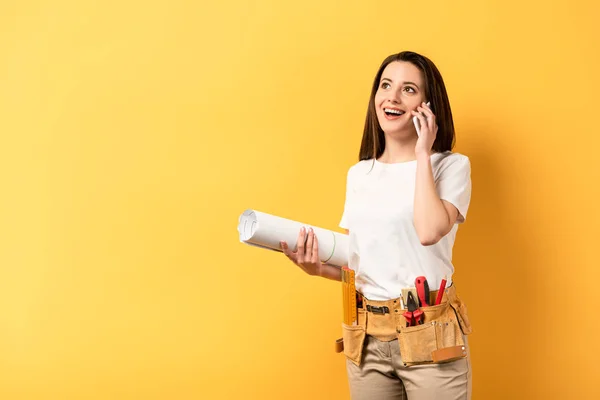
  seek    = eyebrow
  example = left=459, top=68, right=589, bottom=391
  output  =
left=381, top=77, right=420, bottom=88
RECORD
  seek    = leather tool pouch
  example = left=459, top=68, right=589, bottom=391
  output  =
left=338, top=309, right=368, bottom=366
left=335, top=285, right=472, bottom=367
left=397, top=285, right=472, bottom=366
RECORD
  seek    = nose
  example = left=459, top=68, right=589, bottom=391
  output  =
left=387, top=89, right=402, bottom=105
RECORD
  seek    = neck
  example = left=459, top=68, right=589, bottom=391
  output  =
left=378, top=134, right=428, bottom=163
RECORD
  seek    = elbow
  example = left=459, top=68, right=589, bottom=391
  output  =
left=415, top=225, right=446, bottom=246
left=414, top=216, right=451, bottom=246
left=418, top=233, right=442, bottom=246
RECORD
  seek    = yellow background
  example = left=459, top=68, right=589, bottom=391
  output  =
left=1, top=0, right=598, bottom=399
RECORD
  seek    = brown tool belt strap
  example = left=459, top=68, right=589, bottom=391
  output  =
left=358, top=284, right=456, bottom=312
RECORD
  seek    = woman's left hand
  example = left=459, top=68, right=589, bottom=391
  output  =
left=411, top=102, right=438, bottom=156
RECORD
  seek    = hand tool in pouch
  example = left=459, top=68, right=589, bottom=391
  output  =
left=403, top=292, right=423, bottom=326
left=401, top=288, right=419, bottom=307
left=435, top=276, right=447, bottom=305
left=415, top=276, right=430, bottom=308
left=341, top=267, right=357, bottom=325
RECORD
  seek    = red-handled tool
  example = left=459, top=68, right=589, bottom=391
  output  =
left=415, top=276, right=430, bottom=307
left=403, top=292, right=423, bottom=326
left=435, top=276, right=447, bottom=305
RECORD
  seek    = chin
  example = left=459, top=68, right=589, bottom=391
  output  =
left=379, top=121, right=410, bottom=136
left=382, top=126, right=416, bottom=140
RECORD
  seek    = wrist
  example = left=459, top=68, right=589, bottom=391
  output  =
left=415, top=151, right=431, bottom=162
left=312, top=263, right=324, bottom=277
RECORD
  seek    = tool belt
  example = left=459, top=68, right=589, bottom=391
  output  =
left=335, top=284, right=473, bottom=367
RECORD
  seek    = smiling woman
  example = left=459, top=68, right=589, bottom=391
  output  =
left=280, top=51, right=474, bottom=400
left=362, top=52, right=456, bottom=161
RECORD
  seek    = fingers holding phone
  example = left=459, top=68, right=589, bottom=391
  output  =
left=412, top=101, right=438, bottom=155
left=412, top=101, right=431, bottom=137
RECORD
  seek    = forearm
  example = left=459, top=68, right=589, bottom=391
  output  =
left=319, top=264, right=342, bottom=281
left=413, top=153, right=451, bottom=245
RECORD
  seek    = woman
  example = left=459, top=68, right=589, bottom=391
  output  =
left=280, top=51, right=473, bottom=400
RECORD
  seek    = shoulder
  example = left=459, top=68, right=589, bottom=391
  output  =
left=434, top=151, right=469, bottom=165
left=432, top=151, right=471, bottom=180
left=433, top=151, right=470, bottom=170
left=345, top=159, right=376, bottom=179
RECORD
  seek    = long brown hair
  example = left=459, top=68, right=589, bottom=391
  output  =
left=358, top=51, right=455, bottom=161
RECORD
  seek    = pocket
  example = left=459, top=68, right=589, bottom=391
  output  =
left=450, top=299, right=473, bottom=335
left=397, top=304, right=466, bottom=366
left=435, top=320, right=460, bottom=349
left=397, top=322, right=437, bottom=364
left=341, top=323, right=366, bottom=366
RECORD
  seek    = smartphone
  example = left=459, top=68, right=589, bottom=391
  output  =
left=413, top=101, right=431, bottom=136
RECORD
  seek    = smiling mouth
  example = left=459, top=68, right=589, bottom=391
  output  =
left=383, top=108, right=405, bottom=118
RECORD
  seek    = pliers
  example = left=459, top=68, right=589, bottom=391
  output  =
left=403, top=292, right=423, bottom=327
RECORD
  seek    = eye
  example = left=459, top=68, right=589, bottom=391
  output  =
left=404, top=86, right=416, bottom=93
left=381, top=82, right=391, bottom=89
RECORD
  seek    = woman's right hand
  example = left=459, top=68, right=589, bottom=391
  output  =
left=280, top=227, right=323, bottom=277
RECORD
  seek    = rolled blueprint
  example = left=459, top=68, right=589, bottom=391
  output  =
left=237, top=209, right=349, bottom=267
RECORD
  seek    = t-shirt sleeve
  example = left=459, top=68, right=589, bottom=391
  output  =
left=339, top=167, right=352, bottom=230
left=435, top=156, right=472, bottom=224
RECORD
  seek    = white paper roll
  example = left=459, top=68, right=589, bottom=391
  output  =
left=237, top=209, right=349, bottom=267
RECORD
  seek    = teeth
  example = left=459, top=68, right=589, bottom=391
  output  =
left=384, top=108, right=403, bottom=115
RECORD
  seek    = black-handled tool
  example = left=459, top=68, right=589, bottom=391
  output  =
left=403, top=291, right=423, bottom=326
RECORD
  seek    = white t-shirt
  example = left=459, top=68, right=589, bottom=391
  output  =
left=339, top=151, right=472, bottom=301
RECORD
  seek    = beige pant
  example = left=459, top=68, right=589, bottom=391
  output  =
left=346, top=335, right=472, bottom=400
